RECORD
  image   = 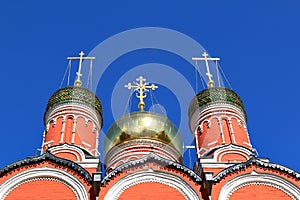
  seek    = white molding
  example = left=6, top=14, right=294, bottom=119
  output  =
left=0, top=167, right=89, bottom=200
left=79, top=163, right=99, bottom=168
left=47, top=144, right=100, bottom=168
left=52, top=149, right=81, bottom=161
left=105, top=140, right=182, bottom=169
left=71, top=118, right=77, bottom=144
left=43, top=140, right=54, bottom=147
left=60, top=118, right=66, bottom=143
left=45, top=103, right=101, bottom=130
left=104, top=170, right=199, bottom=200
left=218, top=150, right=249, bottom=163
left=47, top=144, right=85, bottom=160
left=201, top=163, right=234, bottom=168
left=217, top=118, right=225, bottom=144
left=82, top=141, right=92, bottom=148
left=227, top=119, right=236, bottom=144
left=207, top=141, right=218, bottom=147
left=200, top=144, right=253, bottom=163
left=218, top=171, right=300, bottom=200
left=190, top=103, right=246, bottom=133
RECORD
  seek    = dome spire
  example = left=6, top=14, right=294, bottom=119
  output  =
left=124, top=76, right=158, bottom=111
left=67, top=51, right=95, bottom=87
left=192, top=52, right=220, bottom=88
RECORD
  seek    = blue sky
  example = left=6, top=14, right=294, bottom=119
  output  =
left=0, top=1, right=299, bottom=172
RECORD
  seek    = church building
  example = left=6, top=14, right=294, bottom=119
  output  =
left=0, top=51, right=299, bottom=200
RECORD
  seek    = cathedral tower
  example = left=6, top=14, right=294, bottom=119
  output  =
left=188, top=87, right=252, bottom=159
left=41, top=51, right=103, bottom=174
left=189, top=53, right=254, bottom=178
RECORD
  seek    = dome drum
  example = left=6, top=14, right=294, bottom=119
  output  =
left=188, top=87, right=246, bottom=120
left=45, top=86, right=103, bottom=125
left=104, top=138, right=183, bottom=170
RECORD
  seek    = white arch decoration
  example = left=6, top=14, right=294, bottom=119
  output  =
left=0, top=167, right=89, bottom=200
left=218, top=171, right=300, bottom=200
left=104, top=170, right=200, bottom=200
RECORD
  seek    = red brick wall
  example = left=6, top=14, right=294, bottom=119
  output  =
left=229, top=184, right=292, bottom=200
left=118, top=182, right=186, bottom=200
left=211, top=165, right=300, bottom=200
left=5, top=179, right=76, bottom=200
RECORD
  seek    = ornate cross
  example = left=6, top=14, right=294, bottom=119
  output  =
left=67, top=51, right=95, bottom=87
left=125, top=76, right=158, bottom=111
left=192, top=52, right=220, bottom=88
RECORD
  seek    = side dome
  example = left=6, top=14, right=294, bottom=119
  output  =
left=188, top=87, right=246, bottom=120
left=103, top=112, right=183, bottom=155
left=45, top=86, right=103, bottom=124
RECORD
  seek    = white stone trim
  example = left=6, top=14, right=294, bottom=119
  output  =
left=190, top=104, right=246, bottom=133
left=0, top=167, right=89, bottom=200
left=79, top=163, right=99, bottom=168
left=105, top=140, right=182, bottom=169
left=104, top=170, right=199, bottom=200
left=227, top=119, right=236, bottom=144
left=207, top=141, right=218, bottom=147
left=82, top=141, right=92, bottom=148
left=71, top=117, right=77, bottom=144
left=41, top=131, right=46, bottom=152
left=45, top=103, right=101, bottom=130
left=194, top=125, right=201, bottom=159
left=47, top=143, right=100, bottom=169
left=201, top=144, right=252, bottom=162
left=218, top=150, right=249, bottom=163
left=43, top=140, right=54, bottom=147
left=46, top=144, right=85, bottom=160
left=201, top=163, right=234, bottom=168
left=217, top=118, right=225, bottom=144
left=218, top=171, right=300, bottom=200
left=60, top=117, right=66, bottom=143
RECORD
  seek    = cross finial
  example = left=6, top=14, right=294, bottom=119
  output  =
left=125, top=76, right=158, bottom=111
left=67, top=51, right=95, bottom=87
left=192, top=52, right=220, bottom=88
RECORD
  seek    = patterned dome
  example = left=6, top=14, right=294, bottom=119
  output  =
left=103, top=112, right=183, bottom=155
left=188, top=87, right=246, bottom=119
left=45, top=86, right=102, bottom=121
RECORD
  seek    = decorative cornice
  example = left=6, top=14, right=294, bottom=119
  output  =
left=104, top=170, right=200, bottom=200
left=0, top=151, right=92, bottom=183
left=102, top=153, right=202, bottom=185
left=214, top=156, right=300, bottom=182
left=201, top=144, right=253, bottom=157
left=104, top=138, right=183, bottom=169
left=46, top=143, right=97, bottom=157
left=3, top=177, right=78, bottom=200
left=44, top=103, right=101, bottom=130
left=226, top=181, right=297, bottom=200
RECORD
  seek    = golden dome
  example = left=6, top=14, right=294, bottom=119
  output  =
left=103, top=112, right=183, bottom=155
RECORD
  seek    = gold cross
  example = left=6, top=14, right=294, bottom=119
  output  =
left=125, top=76, right=158, bottom=112
left=67, top=51, right=95, bottom=87
left=192, top=52, right=220, bottom=88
